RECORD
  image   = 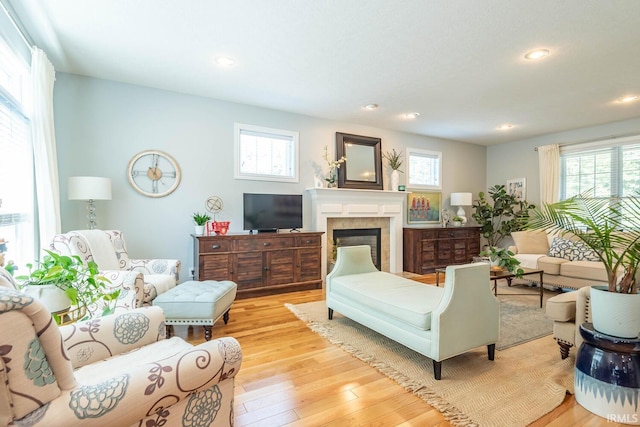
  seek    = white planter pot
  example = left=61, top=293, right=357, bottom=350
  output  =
left=194, top=225, right=205, bottom=236
left=23, top=284, right=71, bottom=313
left=390, top=170, right=400, bottom=191
left=590, top=285, right=640, bottom=338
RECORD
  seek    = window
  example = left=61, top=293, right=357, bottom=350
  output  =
left=560, top=135, right=640, bottom=200
left=234, top=123, right=299, bottom=183
left=407, top=148, right=442, bottom=189
left=0, top=37, right=34, bottom=270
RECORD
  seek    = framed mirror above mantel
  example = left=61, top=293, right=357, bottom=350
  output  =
left=336, top=132, right=383, bottom=190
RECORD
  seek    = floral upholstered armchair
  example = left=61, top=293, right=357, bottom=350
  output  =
left=51, top=229, right=181, bottom=306
left=0, top=287, right=241, bottom=426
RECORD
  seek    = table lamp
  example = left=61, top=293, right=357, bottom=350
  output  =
left=68, top=176, right=112, bottom=229
left=450, top=192, right=473, bottom=224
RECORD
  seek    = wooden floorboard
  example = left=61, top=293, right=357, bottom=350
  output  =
left=174, top=276, right=619, bottom=426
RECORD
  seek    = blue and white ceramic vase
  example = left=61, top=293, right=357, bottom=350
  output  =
left=574, top=323, right=640, bottom=425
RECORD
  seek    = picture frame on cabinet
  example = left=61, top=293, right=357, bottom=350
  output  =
left=407, top=191, right=442, bottom=224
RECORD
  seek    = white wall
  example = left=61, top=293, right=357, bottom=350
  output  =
left=486, top=117, right=640, bottom=206
left=53, top=73, right=486, bottom=281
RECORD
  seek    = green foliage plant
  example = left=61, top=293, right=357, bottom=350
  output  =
left=382, top=149, right=403, bottom=172
left=526, top=192, right=640, bottom=293
left=480, top=246, right=524, bottom=277
left=17, top=250, right=119, bottom=318
left=472, top=184, right=536, bottom=247
left=193, top=212, right=211, bottom=226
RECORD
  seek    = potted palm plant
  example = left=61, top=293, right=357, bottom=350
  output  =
left=528, top=192, right=640, bottom=427
left=17, top=250, right=119, bottom=323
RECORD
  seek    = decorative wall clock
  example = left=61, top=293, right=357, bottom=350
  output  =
left=127, top=150, right=181, bottom=197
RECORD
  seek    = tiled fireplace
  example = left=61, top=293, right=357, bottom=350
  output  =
left=306, top=188, right=406, bottom=282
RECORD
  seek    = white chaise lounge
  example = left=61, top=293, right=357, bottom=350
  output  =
left=326, top=245, right=500, bottom=380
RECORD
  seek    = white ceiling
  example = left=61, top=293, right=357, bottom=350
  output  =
left=8, top=0, right=640, bottom=146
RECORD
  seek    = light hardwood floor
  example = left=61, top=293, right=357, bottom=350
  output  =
left=174, top=280, right=618, bottom=426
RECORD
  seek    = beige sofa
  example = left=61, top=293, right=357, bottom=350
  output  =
left=508, top=230, right=609, bottom=289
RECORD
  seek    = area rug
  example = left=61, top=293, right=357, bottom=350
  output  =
left=286, top=301, right=574, bottom=427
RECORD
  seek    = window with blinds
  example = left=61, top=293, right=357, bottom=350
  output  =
left=0, top=36, right=34, bottom=270
left=560, top=135, right=640, bottom=200
left=234, top=123, right=299, bottom=182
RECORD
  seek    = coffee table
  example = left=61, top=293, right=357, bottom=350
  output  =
left=435, top=267, right=544, bottom=308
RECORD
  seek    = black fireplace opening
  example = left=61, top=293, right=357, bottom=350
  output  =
left=333, top=228, right=382, bottom=270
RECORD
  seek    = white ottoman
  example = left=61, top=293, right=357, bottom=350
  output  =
left=153, top=280, right=237, bottom=340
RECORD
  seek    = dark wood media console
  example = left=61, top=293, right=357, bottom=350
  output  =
left=193, top=232, right=323, bottom=299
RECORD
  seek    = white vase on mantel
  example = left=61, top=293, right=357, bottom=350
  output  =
left=390, top=170, right=400, bottom=191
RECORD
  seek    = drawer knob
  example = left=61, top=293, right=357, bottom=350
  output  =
left=212, top=244, right=221, bottom=249
left=305, top=240, right=312, bottom=244
left=263, top=242, right=271, bottom=246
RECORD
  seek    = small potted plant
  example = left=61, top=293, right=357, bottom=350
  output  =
left=17, top=250, right=119, bottom=323
left=193, top=212, right=211, bottom=235
left=452, top=216, right=464, bottom=227
left=479, top=246, right=524, bottom=277
left=382, top=149, right=403, bottom=191
left=322, top=145, right=347, bottom=188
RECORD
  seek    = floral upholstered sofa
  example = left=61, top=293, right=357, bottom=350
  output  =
left=0, top=286, right=241, bottom=426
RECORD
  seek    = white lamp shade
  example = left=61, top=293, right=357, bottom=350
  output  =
left=68, top=176, right=112, bottom=200
left=450, top=192, right=473, bottom=206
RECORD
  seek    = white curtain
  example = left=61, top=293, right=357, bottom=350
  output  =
left=31, top=47, right=61, bottom=248
left=538, top=144, right=560, bottom=205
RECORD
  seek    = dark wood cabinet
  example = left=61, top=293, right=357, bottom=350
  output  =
left=403, top=227, right=481, bottom=273
left=193, top=232, right=323, bottom=299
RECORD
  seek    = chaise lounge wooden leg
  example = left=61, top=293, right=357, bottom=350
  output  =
left=488, top=343, right=495, bottom=360
left=557, top=341, right=572, bottom=359
left=433, top=360, right=442, bottom=380
left=223, top=309, right=230, bottom=324
left=328, top=308, right=334, bottom=320
left=165, top=325, right=173, bottom=338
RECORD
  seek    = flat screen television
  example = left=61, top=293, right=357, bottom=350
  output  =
left=243, top=193, right=303, bottom=232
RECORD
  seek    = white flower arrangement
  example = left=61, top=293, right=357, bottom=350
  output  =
left=322, top=145, right=347, bottom=186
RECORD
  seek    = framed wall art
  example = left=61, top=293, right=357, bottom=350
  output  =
left=506, top=177, right=526, bottom=201
left=407, top=191, right=442, bottom=224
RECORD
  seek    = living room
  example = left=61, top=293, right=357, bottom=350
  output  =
left=1, top=1, right=640, bottom=426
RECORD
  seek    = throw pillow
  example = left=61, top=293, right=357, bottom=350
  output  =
left=512, top=230, right=550, bottom=254
left=571, top=240, right=601, bottom=262
left=547, top=237, right=575, bottom=260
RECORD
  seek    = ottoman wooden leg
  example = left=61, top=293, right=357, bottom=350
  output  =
left=557, top=341, right=572, bottom=359
left=223, top=309, right=230, bottom=324
left=203, top=326, right=212, bottom=341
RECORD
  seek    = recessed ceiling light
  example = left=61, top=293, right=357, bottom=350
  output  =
left=617, top=95, right=639, bottom=103
left=404, top=112, right=420, bottom=119
left=497, top=124, right=514, bottom=130
left=215, top=56, right=236, bottom=67
left=524, top=49, right=550, bottom=60
left=364, top=104, right=379, bottom=110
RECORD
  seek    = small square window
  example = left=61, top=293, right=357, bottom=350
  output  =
left=234, top=123, right=299, bottom=183
left=407, top=148, right=442, bottom=189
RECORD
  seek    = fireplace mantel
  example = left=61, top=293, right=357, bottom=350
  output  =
left=306, top=188, right=406, bottom=281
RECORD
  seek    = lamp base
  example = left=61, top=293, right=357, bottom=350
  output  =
left=456, top=206, right=467, bottom=224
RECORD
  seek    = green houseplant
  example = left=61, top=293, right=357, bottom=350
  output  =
left=17, top=250, right=119, bottom=322
left=193, top=212, right=211, bottom=226
left=472, top=184, right=536, bottom=247
left=383, top=149, right=403, bottom=191
left=527, top=192, right=640, bottom=337
left=479, top=246, right=524, bottom=277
